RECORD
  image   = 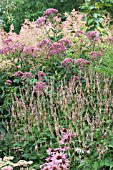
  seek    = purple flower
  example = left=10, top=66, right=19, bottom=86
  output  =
left=37, top=71, right=46, bottom=80
left=35, top=17, right=46, bottom=28
left=90, top=51, right=102, bottom=59
left=87, top=31, right=99, bottom=40
left=43, top=8, right=58, bottom=16
left=23, top=46, right=34, bottom=55
left=4, top=38, right=12, bottom=45
left=73, top=58, right=91, bottom=66
left=14, top=70, right=23, bottom=77
left=58, top=38, right=71, bottom=46
left=34, top=82, right=46, bottom=92
left=75, top=30, right=84, bottom=36
left=21, top=72, right=33, bottom=79
left=37, top=39, right=50, bottom=48
left=49, top=42, right=66, bottom=56
left=61, top=58, right=73, bottom=68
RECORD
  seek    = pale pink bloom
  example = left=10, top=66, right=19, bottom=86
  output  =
left=43, top=8, right=58, bottom=16
left=5, top=79, right=12, bottom=84
left=1, top=166, right=13, bottom=170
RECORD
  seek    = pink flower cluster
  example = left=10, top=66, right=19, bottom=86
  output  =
left=23, top=46, right=34, bottom=55
left=37, top=71, right=46, bottom=80
left=58, top=38, right=71, bottom=46
left=0, top=44, right=24, bottom=57
left=87, top=31, right=99, bottom=40
left=73, top=58, right=91, bottom=66
left=34, top=82, right=46, bottom=92
left=49, top=42, right=66, bottom=56
left=61, top=58, right=73, bottom=68
left=37, top=39, right=50, bottom=48
left=35, top=16, right=46, bottom=28
left=40, top=147, right=69, bottom=170
left=43, top=8, right=58, bottom=16
left=3, top=38, right=12, bottom=45
left=75, top=30, right=84, bottom=36
left=90, top=51, right=102, bottom=59
left=14, top=71, right=33, bottom=78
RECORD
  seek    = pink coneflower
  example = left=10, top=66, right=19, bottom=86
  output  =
left=43, top=8, right=58, bottom=16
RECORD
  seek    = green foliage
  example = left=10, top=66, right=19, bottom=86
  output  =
left=80, top=0, right=112, bottom=32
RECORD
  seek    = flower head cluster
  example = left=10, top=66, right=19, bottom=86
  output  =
left=43, top=8, right=58, bottom=17
left=58, top=38, right=71, bottom=46
left=34, top=82, right=46, bottom=92
left=90, top=51, right=102, bottom=59
left=73, top=58, right=91, bottom=66
left=37, top=71, right=46, bottom=80
left=61, top=58, right=73, bottom=68
left=14, top=70, right=23, bottom=77
left=37, top=39, right=50, bottom=48
left=87, top=31, right=99, bottom=40
left=49, top=42, right=66, bottom=56
left=23, top=46, right=34, bottom=55
left=35, top=17, right=46, bottom=28
left=3, top=38, right=12, bottom=45
left=14, top=71, right=33, bottom=79
left=75, top=30, right=84, bottom=36
left=21, top=72, right=33, bottom=79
